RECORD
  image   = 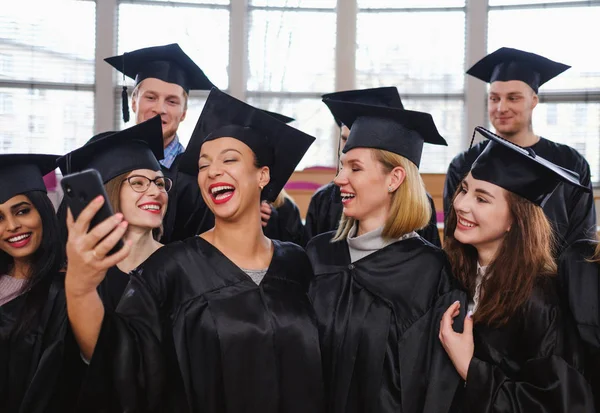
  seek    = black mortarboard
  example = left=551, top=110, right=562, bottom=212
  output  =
left=322, top=86, right=404, bottom=126
left=179, top=88, right=315, bottom=202
left=260, top=109, right=294, bottom=124
left=105, top=43, right=215, bottom=122
left=0, top=154, right=59, bottom=204
left=466, top=47, right=570, bottom=94
left=322, top=99, right=446, bottom=168
left=57, top=115, right=164, bottom=184
left=470, top=126, right=589, bottom=206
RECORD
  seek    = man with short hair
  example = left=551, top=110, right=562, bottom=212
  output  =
left=443, top=47, right=596, bottom=253
left=105, top=43, right=215, bottom=242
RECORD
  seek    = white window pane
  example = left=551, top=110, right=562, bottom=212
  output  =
left=356, top=11, right=465, bottom=94
left=247, top=96, right=337, bottom=169
left=131, top=0, right=229, bottom=4
left=0, top=1, right=96, bottom=84
left=402, top=98, right=465, bottom=173
left=0, top=87, right=94, bottom=154
left=248, top=10, right=336, bottom=92
left=117, top=94, right=208, bottom=148
left=117, top=4, right=229, bottom=89
left=488, top=7, right=600, bottom=91
left=359, top=0, right=464, bottom=8
left=250, top=0, right=335, bottom=8
left=532, top=102, right=600, bottom=182
left=490, top=0, right=584, bottom=5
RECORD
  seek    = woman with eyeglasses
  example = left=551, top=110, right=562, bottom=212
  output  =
left=57, top=116, right=168, bottom=313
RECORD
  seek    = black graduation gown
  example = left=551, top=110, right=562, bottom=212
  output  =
left=263, top=197, right=307, bottom=247
left=79, top=237, right=324, bottom=413
left=558, top=240, right=600, bottom=409
left=97, top=266, right=130, bottom=313
left=160, top=156, right=214, bottom=243
left=0, top=273, right=74, bottom=413
left=304, top=181, right=441, bottom=247
left=452, top=277, right=596, bottom=413
left=443, top=138, right=596, bottom=253
left=307, top=233, right=466, bottom=413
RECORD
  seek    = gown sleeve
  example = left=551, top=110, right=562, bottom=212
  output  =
left=78, top=262, right=185, bottom=413
left=562, top=157, right=597, bottom=248
left=464, top=286, right=596, bottom=413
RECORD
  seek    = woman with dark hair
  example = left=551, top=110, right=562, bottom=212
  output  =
left=557, top=240, right=600, bottom=408
left=307, top=99, right=466, bottom=413
left=0, top=154, right=71, bottom=412
left=64, top=88, right=323, bottom=413
left=58, top=115, right=168, bottom=312
left=439, top=127, right=596, bottom=411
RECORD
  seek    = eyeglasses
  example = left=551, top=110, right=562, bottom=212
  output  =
left=123, top=175, right=173, bottom=193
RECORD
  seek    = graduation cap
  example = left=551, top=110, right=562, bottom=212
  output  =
left=0, top=154, right=59, bottom=204
left=322, top=99, right=446, bottom=168
left=466, top=47, right=570, bottom=93
left=105, top=43, right=215, bottom=122
left=470, top=126, right=589, bottom=206
left=321, top=87, right=404, bottom=126
left=260, top=109, right=294, bottom=124
left=178, top=88, right=315, bottom=202
left=57, top=115, right=164, bottom=184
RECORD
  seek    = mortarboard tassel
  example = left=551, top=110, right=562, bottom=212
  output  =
left=122, top=86, right=130, bottom=123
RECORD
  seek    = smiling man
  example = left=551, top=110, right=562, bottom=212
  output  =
left=105, top=43, right=215, bottom=242
left=443, top=47, right=596, bottom=254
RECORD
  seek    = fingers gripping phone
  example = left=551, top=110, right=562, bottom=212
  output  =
left=61, top=169, right=124, bottom=256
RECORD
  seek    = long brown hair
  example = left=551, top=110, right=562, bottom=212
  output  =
left=444, top=186, right=556, bottom=326
left=104, top=172, right=164, bottom=241
left=588, top=242, right=600, bottom=263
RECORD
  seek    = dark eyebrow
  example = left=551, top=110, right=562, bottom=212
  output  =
left=475, top=188, right=496, bottom=199
left=10, top=202, right=31, bottom=211
left=199, top=148, right=243, bottom=160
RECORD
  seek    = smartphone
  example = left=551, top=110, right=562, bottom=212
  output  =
left=61, top=169, right=124, bottom=255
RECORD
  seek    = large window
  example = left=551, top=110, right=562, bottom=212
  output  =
left=356, top=2, right=466, bottom=173
left=116, top=0, right=230, bottom=144
left=247, top=0, right=337, bottom=169
left=488, top=1, right=600, bottom=182
left=0, top=0, right=96, bottom=154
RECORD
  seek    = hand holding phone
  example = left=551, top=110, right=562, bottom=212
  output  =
left=61, top=169, right=124, bottom=255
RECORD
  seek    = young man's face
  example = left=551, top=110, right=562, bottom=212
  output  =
left=488, top=80, right=538, bottom=139
left=132, top=78, right=187, bottom=147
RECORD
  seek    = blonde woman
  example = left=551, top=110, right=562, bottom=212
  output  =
left=307, top=100, right=466, bottom=413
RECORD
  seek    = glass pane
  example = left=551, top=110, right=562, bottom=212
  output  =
left=356, top=11, right=465, bottom=93
left=488, top=7, right=600, bottom=91
left=0, top=87, right=94, bottom=154
left=359, top=0, right=464, bottom=8
left=247, top=95, right=337, bottom=169
left=533, top=102, right=600, bottom=182
left=248, top=10, right=336, bottom=92
left=117, top=93, right=208, bottom=148
left=402, top=98, right=465, bottom=174
left=118, top=4, right=229, bottom=89
left=251, top=0, right=335, bottom=8
left=128, top=0, right=230, bottom=4
left=490, top=0, right=585, bottom=6
left=0, top=1, right=96, bottom=84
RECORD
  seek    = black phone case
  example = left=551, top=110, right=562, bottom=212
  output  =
left=61, top=169, right=124, bottom=255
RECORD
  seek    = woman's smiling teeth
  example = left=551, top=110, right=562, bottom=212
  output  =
left=7, top=233, right=31, bottom=243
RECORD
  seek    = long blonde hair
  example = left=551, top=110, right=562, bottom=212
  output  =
left=333, top=149, right=431, bottom=241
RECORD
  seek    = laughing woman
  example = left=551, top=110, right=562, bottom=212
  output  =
left=64, top=88, right=323, bottom=413
left=58, top=116, right=168, bottom=313
left=307, top=99, right=467, bottom=413
left=439, top=127, right=596, bottom=412
left=0, top=154, right=72, bottom=412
